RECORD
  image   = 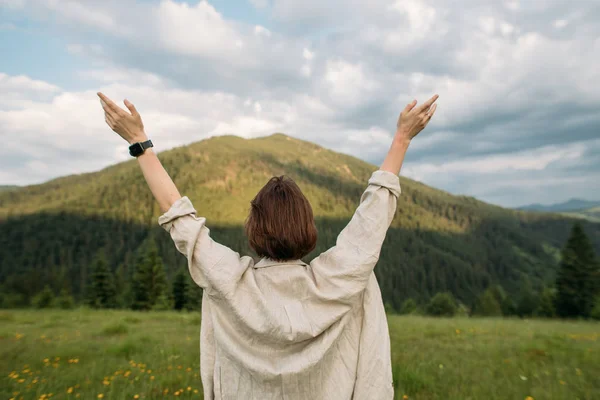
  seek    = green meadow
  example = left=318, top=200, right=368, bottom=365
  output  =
left=1, top=309, right=598, bottom=400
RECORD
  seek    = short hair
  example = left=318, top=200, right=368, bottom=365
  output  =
left=245, top=175, right=318, bottom=262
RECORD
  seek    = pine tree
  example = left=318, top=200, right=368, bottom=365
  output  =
left=536, top=287, right=556, bottom=318
left=56, top=288, right=75, bottom=309
left=555, top=223, right=599, bottom=318
left=132, top=241, right=168, bottom=310
left=472, top=288, right=502, bottom=316
left=172, top=270, right=189, bottom=311
left=32, top=285, right=55, bottom=309
left=89, top=253, right=117, bottom=309
left=517, top=278, right=538, bottom=318
left=500, top=297, right=517, bottom=316
left=185, top=281, right=203, bottom=311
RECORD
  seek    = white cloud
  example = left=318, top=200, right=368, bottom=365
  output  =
left=303, top=48, right=314, bottom=60
left=0, top=73, right=60, bottom=92
left=153, top=1, right=243, bottom=59
left=254, top=25, right=272, bottom=37
left=324, top=60, right=380, bottom=107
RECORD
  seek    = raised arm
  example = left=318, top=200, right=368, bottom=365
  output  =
left=98, top=92, right=249, bottom=295
left=97, top=92, right=180, bottom=213
left=309, top=94, right=439, bottom=305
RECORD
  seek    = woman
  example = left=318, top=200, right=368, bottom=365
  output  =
left=98, top=92, right=438, bottom=400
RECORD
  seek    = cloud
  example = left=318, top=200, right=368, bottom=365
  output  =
left=1, top=0, right=599, bottom=206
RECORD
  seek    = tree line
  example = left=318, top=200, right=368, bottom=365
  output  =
left=396, top=223, right=600, bottom=319
left=20, top=222, right=600, bottom=321
left=29, top=240, right=203, bottom=312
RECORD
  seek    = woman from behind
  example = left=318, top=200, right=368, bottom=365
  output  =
left=98, top=92, right=438, bottom=400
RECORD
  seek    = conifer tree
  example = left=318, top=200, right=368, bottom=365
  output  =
left=88, top=253, right=117, bottom=309
left=32, top=285, right=55, bottom=309
left=131, top=241, right=168, bottom=310
left=555, top=223, right=599, bottom=318
left=536, top=287, right=556, bottom=317
left=516, top=278, right=538, bottom=317
left=172, top=270, right=189, bottom=311
left=472, top=288, right=502, bottom=316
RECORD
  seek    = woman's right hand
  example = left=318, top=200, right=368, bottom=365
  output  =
left=396, top=94, right=439, bottom=143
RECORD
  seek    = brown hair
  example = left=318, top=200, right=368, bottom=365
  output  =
left=245, top=176, right=317, bottom=262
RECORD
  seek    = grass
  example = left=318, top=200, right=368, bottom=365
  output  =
left=0, top=310, right=598, bottom=399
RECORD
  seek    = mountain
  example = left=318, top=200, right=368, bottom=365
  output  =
left=518, top=199, right=600, bottom=222
left=518, top=199, right=600, bottom=213
left=562, top=207, right=600, bottom=223
left=1, top=133, right=599, bottom=310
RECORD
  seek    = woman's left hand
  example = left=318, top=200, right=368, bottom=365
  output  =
left=98, top=92, right=147, bottom=144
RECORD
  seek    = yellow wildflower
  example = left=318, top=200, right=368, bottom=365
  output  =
left=150, top=376, right=155, bottom=380
left=147, top=369, right=152, bottom=373
left=18, top=379, right=25, bottom=383
left=193, top=389, right=198, bottom=394
left=186, top=367, right=192, bottom=372
left=67, top=387, right=73, bottom=394
left=98, top=394, right=104, bottom=399
left=134, top=395, right=139, bottom=399
left=187, top=386, right=191, bottom=391
left=175, top=391, right=180, bottom=396
left=403, top=395, right=409, bottom=400
left=525, top=397, right=534, bottom=400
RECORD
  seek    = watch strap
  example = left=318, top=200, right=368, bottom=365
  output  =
left=129, top=139, right=153, bottom=157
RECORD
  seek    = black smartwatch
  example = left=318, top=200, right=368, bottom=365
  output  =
left=129, top=139, right=153, bottom=157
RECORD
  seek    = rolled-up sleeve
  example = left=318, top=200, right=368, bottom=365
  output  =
left=309, top=170, right=401, bottom=304
left=158, top=196, right=251, bottom=296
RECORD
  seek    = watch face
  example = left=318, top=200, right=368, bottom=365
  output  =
left=130, top=143, right=144, bottom=157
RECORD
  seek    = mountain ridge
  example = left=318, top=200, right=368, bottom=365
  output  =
left=518, top=198, right=600, bottom=212
left=1, top=133, right=599, bottom=310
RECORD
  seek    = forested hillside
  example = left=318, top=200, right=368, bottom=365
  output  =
left=1, top=133, right=599, bottom=310
left=0, top=185, right=18, bottom=192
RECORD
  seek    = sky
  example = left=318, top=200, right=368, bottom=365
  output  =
left=0, top=0, right=599, bottom=208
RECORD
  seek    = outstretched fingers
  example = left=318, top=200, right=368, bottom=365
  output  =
left=123, top=99, right=139, bottom=116
left=417, top=94, right=439, bottom=113
left=98, top=92, right=127, bottom=117
left=404, top=99, right=417, bottom=114
left=427, top=103, right=437, bottom=118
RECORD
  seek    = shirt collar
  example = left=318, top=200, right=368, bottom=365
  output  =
left=253, top=257, right=308, bottom=269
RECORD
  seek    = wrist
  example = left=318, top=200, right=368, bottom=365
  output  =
left=128, top=133, right=148, bottom=145
left=391, top=133, right=411, bottom=150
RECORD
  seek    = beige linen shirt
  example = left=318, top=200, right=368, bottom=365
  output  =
left=158, top=170, right=401, bottom=400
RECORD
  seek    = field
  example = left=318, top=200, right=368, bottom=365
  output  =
left=1, top=310, right=599, bottom=400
